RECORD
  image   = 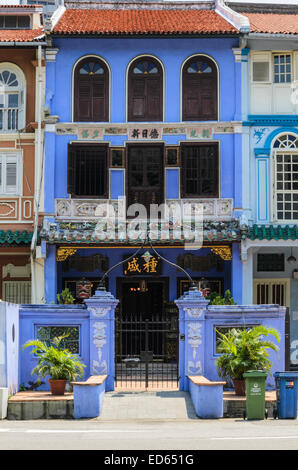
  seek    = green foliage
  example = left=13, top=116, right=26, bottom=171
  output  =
left=57, top=288, right=75, bottom=305
left=209, top=289, right=236, bottom=305
left=22, top=333, right=86, bottom=382
left=215, top=325, right=280, bottom=381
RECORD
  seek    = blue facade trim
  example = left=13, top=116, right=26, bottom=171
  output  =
left=166, top=168, right=179, bottom=199
left=254, top=148, right=270, bottom=157
left=244, top=116, right=298, bottom=127
left=110, top=169, right=124, bottom=199
left=263, top=127, right=298, bottom=149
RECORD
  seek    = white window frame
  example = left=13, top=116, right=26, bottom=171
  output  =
left=251, top=52, right=293, bottom=85
left=0, top=63, right=26, bottom=132
left=250, top=51, right=298, bottom=114
left=0, top=151, right=22, bottom=196
left=272, top=53, right=292, bottom=85
left=271, top=133, right=298, bottom=223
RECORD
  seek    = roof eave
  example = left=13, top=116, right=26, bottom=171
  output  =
left=247, top=32, right=298, bottom=40
left=51, top=32, right=239, bottom=38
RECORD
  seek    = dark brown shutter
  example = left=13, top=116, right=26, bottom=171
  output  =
left=74, top=59, right=109, bottom=122
left=182, top=57, right=217, bottom=121
left=128, top=58, right=163, bottom=122
left=131, top=78, right=146, bottom=118
left=127, top=145, right=164, bottom=210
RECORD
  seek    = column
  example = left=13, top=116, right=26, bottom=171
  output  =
left=44, top=244, right=57, bottom=304
left=85, top=288, right=119, bottom=391
left=175, top=288, right=209, bottom=391
left=232, top=243, right=242, bottom=304
left=241, top=241, right=254, bottom=305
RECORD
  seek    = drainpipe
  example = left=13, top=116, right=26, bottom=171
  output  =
left=31, top=44, right=44, bottom=304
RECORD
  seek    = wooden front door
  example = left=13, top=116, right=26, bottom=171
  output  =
left=127, top=145, right=164, bottom=212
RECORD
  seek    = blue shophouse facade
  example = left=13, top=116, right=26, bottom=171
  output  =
left=41, top=2, right=247, bottom=309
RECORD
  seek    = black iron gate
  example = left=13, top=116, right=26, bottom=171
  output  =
left=115, top=281, right=179, bottom=389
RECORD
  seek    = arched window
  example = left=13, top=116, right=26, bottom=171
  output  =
left=0, top=65, right=25, bottom=131
left=182, top=56, right=218, bottom=121
left=128, top=57, right=163, bottom=122
left=272, top=133, right=298, bottom=222
left=74, top=57, right=109, bottom=122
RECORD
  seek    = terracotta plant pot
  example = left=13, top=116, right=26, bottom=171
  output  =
left=49, top=379, right=67, bottom=396
left=233, top=379, right=246, bottom=396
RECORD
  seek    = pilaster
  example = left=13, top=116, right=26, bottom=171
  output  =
left=85, top=288, right=119, bottom=391
left=175, top=289, right=209, bottom=391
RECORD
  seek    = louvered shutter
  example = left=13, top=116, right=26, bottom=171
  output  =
left=147, top=78, right=161, bottom=120
left=182, top=57, right=217, bottom=121
left=130, top=78, right=146, bottom=119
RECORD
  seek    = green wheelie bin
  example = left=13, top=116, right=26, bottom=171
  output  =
left=243, top=371, right=268, bottom=420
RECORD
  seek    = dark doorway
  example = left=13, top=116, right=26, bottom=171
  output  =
left=127, top=144, right=164, bottom=213
left=115, top=278, right=179, bottom=389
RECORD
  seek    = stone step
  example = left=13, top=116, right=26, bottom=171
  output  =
left=6, top=390, right=277, bottom=420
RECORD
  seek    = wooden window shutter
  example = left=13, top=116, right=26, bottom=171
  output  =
left=182, top=56, right=217, bottom=121
left=74, top=59, right=109, bottom=122
left=128, top=58, right=163, bottom=122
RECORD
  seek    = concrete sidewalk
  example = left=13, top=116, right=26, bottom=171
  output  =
left=98, top=391, right=198, bottom=420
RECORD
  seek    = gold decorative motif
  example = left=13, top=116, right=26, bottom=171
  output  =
left=210, top=246, right=232, bottom=261
left=56, top=247, right=78, bottom=262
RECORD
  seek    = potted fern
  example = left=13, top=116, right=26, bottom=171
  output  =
left=215, top=325, right=280, bottom=396
left=23, top=334, right=86, bottom=395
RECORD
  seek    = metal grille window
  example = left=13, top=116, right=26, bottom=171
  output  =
left=67, top=144, right=108, bottom=197
left=2, top=281, right=31, bottom=304
left=36, top=326, right=80, bottom=354
left=272, top=134, right=298, bottom=222
left=181, top=144, right=219, bottom=198
left=257, top=254, right=285, bottom=272
left=273, top=54, right=291, bottom=83
left=215, top=326, right=256, bottom=354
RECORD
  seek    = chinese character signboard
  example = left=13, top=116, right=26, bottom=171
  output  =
left=78, top=128, right=104, bottom=140
left=123, top=254, right=162, bottom=276
left=128, top=128, right=162, bottom=140
left=186, top=127, right=213, bottom=139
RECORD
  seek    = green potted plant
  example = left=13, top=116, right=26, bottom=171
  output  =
left=57, top=288, right=75, bottom=305
left=215, top=325, right=280, bottom=396
left=22, top=334, right=86, bottom=395
left=209, top=289, right=236, bottom=305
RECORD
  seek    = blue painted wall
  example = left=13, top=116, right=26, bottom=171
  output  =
left=0, top=302, right=19, bottom=395
left=19, top=305, right=90, bottom=390
left=44, top=36, right=240, bottom=205
left=48, top=37, right=239, bottom=123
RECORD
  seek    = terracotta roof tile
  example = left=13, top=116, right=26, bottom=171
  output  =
left=243, top=12, right=298, bottom=35
left=0, top=28, right=44, bottom=42
left=53, top=9, right=239, bottom=36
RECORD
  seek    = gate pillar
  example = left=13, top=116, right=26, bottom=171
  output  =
left=175, top=289, right=209, bottom=391
left=85, top=288, right=119, bottom=391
